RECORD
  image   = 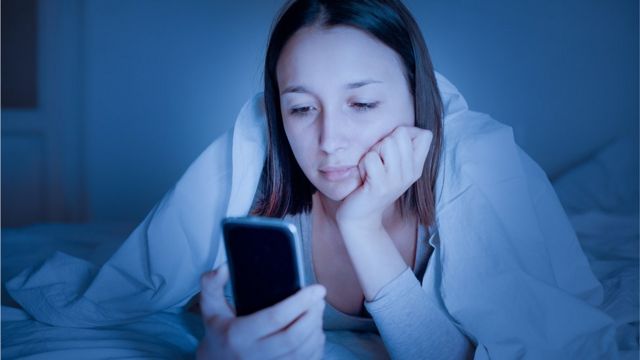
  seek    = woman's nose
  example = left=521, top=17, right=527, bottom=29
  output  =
left=318, top=110, right=349, bottom=154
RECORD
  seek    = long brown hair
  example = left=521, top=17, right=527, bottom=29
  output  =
left=253, top=0, right=443, bottom=228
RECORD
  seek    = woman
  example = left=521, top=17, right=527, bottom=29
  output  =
left=197, top=0, right=471, bottom=358
left=196, top=0, right=617, bottom=359
left=6, top=0, right=617, bottom=358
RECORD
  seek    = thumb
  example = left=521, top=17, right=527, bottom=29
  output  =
left=200, top=263, right=235, bottom=320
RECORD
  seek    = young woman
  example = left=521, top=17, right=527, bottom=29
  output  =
left=196, top=0, right=616, bottom=359
left=196, top=0, right=469, bottom=358
left=5, top=0, right=616, bottom=358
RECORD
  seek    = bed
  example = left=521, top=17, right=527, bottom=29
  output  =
left=2, top=135, right=638, bottom=359
left=0, top=224, right=391, bottom=359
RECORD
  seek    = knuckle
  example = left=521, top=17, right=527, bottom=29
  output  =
left=378, top=142, right=388, bottom=153
left=396, top=127, right=409, bottom=140
left=424, top=129, right=433, bottom=140
left=207, top=314, right=225, bottom=329
left=385, top=136, right=397, bottom=147
left=200, top=272, right=213, bottom=288
left=413, top=168, right=423, bottom=181
left=204, top=316, right=217, bottom=329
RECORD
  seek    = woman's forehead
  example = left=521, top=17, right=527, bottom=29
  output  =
left=276, top=25, right=405, bottom=92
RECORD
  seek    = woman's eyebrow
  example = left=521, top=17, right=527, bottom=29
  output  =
left=281, top=79, right=383, bottom=95
left=281, top=85, right=309, bottom=95
left=345, top=79, right=383, bottom=89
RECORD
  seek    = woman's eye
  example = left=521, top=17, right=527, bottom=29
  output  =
left=290, top=106, right=313, bottom=116
left=351, top=102, right=379, bottom=111
left=289, top=102, right=378, bottom=117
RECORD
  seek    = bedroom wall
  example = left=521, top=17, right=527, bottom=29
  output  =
left=413, top=0, right=639, bottom=177
left=3, top=0, right=638, bottom=225
left=82, top=0, right=283, bottom=222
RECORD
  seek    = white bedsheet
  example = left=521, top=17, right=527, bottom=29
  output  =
left=2, top=208, right=637, bottom=359
left=2, top=306, right=202, bottom=359
left=1, top=224, right=390, bottom=359
left=567, top=211, right=639, bottom=357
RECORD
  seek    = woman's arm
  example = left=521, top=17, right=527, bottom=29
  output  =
left=331, top=125, right=471, bottom=358
left=338, top=223, right=407, bottom=301
left=339, top=224, right=473, bottom=360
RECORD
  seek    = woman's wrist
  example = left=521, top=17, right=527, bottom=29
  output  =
left=335, top=220, right=408, bottom=301
left=336, top=217, right=385, bottom=241
left=338, top=221, right=389, bottom=244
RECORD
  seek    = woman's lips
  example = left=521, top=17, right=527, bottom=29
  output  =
left=319, top=166, right=357, bottom=181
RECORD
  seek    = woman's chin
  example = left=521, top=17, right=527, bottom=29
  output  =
left=316, top=179, right=359, bottom=202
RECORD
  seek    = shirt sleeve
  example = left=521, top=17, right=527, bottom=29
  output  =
left=364, top=267, right=473, bottom=360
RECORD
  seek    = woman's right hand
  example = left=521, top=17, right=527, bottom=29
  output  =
left=196, top=264, right=327, bottom=360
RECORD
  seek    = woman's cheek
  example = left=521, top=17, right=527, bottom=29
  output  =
left=287, top=130, right=316, bottom=176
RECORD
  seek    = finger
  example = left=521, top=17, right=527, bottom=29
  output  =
left=379, top=137, right=401, bottom=178
left=276, top=326, right=326, bottom=360
left=401, top=126, right=426, bottom=141
left=391, top=127, right=413, bottom=180
left=415, top=129, right=433, bottom=156
left=200, top=264, right=235, bottom=320
left=233, top=284, right=326, bottom=341
left=412, top=130, right=433, bottom=175
left=362, top=151, right=385, bottom=188
left=259, top=300, right=325, bottom=358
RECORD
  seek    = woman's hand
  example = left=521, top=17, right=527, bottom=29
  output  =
left=336, top=126, right=432, bottom=228
left=196, top=264, right=327, bottom=360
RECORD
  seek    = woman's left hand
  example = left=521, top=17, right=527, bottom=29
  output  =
left=336, top=125, right=433, bottom=228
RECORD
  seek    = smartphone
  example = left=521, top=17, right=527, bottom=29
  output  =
left=221, top=216, right=306, bottom=316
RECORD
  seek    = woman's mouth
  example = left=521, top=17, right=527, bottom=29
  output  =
left=319, top=166, right=357, bottom=181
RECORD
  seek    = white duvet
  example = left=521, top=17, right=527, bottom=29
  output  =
left=3, top=209, right=637, bottom=359
left=4, top=72, right=637, bottom=359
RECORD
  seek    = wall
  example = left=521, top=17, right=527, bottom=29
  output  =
left=3, top=0, right=638, bottom=225
left=411, top=0, right=638, bottom=177
left=83, top=0, right=283, bottom=221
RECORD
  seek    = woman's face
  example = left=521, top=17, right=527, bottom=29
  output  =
left=277, top=25, right=415, bottom=201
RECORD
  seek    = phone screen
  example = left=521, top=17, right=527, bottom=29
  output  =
left=223, top=219, right=302, bottom=316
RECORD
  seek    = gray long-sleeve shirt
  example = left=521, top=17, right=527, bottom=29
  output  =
left=287, top=211, right=473, bottom=360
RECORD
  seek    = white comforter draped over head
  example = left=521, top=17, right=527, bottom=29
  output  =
left=7, top=87, right=267, bottom=326
left=7, top=73, right=619, bottom=358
